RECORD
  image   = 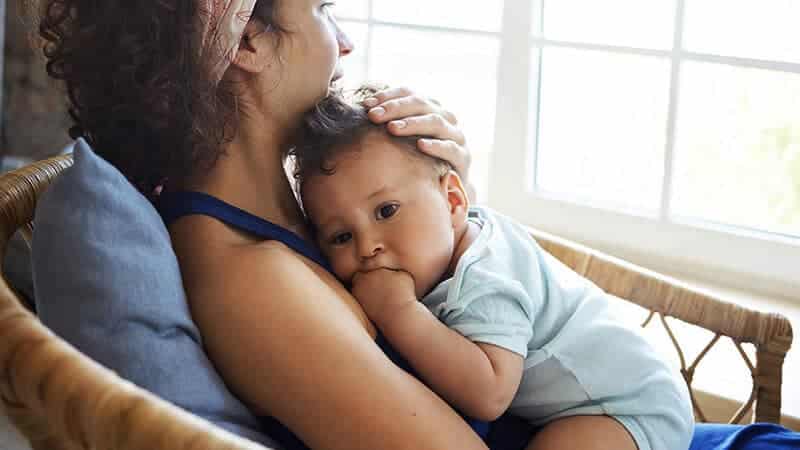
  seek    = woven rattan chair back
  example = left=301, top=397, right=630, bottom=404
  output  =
left=0, top=156, right=794, bottom=450
left=0, top=155, right=266, bottom=450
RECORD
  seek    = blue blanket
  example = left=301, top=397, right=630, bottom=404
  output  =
left=485, top=414, right=799, bottom=450
left=690, top=423, right=800, bottom=450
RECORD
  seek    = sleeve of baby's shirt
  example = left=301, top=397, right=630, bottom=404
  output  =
left=437, top=280, right=534, bottom=358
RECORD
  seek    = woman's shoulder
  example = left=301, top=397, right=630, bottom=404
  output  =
left=169, top=213, right=375, bottom=335
left=170, top=213, right=318, bottom=284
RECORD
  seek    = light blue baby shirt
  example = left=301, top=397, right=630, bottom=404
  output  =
left=422, top=207, right=694, bottom=450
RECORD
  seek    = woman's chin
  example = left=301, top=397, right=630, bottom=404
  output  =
left=326, top=85, right=343, bottom=96
left=329, top=69, right=344, bottom=88
left=328, top=78, right=344, bottom=92
left=300, top=87, right=335, bottom=111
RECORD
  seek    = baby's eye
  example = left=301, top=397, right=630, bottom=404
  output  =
left=330, top=232, right=352, bottom=246
left=376, top=203, right=399, bottom=220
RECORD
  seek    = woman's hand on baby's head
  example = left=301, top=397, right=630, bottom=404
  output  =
left=351, top=268, right=417, bottom=329
left=362, top=86, right=477, bottom=202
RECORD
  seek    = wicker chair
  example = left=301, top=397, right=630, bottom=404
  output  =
left=0, top=155, right=794, bottom=450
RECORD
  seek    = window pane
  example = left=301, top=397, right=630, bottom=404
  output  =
left=542, top=0, right=675, bottom=50
left=333, top=0, right=368, bottom=20
left=372, top=0, right=503, bottom=32
left=536, top=47, right=671, bottom=212
left=336, top=22, right=369, bottom=90
left=369, top=26, right=500, bottom=199
left=672, top=62, right=800, bottom=237
left=684, top=0, right=800, bottom=64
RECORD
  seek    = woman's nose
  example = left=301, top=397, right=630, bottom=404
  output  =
left=336, top=24, right=354, bottom=57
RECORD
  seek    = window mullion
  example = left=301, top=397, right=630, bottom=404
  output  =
left=488, top=0, right=535, bottom=207
left=363, top=0, right=374, bottom=81
left=661, top=0, right=688, bottom=221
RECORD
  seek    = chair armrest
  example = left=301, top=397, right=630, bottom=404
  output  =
left=0, top=295, right=269, bottom=450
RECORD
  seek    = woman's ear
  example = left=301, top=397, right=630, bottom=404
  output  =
left=230, top=22, right=274, bottom=74
left=440, top=170, right=470, bottom=229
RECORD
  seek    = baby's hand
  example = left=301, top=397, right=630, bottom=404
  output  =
left=351, top=268, right=417, bottom=328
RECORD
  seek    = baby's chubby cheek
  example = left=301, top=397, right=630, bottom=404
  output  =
left=330, top=257, right=356, bottom=284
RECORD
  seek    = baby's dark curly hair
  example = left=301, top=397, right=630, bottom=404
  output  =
left=29, top=0, right=281, bottom=195
left=291, top=85, right=452, bottom=189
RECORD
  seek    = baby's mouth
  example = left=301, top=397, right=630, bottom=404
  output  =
left=350, top=265, right=404, bottom=283
left=356, top=265, right=399, bottom=276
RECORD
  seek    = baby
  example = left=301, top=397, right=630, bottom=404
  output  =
left=291, top=87, right=694, bottom=450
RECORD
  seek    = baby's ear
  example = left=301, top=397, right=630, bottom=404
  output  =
left=440, top=170, right=470, bottom=228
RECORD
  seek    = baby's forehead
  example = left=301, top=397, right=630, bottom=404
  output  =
left=340, top=130, right=433, bottom=173
left=299, top=130, right=444, bottom=207
left=302, top=133, right=417, bottom=185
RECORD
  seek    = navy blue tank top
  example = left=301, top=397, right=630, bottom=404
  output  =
left=156, top=192, right=514, bottom=449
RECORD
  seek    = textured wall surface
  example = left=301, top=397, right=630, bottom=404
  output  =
left=1, top=9, right=62, bottom=445
left=1, top=0, right=5, bottom=127
left=2, top=0, right=71, bottom=160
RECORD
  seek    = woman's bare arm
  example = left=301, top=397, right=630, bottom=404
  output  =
left=173, top=225, right=488, bottom=450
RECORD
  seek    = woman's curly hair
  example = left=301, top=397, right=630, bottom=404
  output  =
left=29, top=0, right=280, bottom=195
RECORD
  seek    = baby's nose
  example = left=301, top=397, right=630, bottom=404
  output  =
left=359, top=238, right=384, bottom=259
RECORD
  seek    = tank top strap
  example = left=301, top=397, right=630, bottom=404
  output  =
left=157, top=191, right=332, bottom=273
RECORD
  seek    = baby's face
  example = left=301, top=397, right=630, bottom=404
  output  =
left=301, top=132, right=457, bottom=298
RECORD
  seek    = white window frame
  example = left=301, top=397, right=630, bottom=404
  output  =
left=490, top=0, right=800, bottom=300
left=340, top=1, right=800, bottom=300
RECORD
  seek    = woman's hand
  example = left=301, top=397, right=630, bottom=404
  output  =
left=363, top=87, right=477, bottom=202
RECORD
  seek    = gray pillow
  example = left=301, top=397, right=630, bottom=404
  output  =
left=31, top=138, right=278, bottom=448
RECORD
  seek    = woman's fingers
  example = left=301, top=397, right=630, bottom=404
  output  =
left=386, top=113, right=466, bottom=146
left=361, top=86, right=414, bottom=108
left=360, top=86, right=475, bottom=201
left=419, top=139, right=478, bottom=202
left=417, top=138, right=470, bottom=175
left=363, top=88, right=459, bottom=126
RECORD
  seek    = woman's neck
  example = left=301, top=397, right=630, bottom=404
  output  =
left=186, top=116, right=310, bottom=239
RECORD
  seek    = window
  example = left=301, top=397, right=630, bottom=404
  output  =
left=335, top=1, right=504, bottom=200
left=336, top=1, right=800, bottom=300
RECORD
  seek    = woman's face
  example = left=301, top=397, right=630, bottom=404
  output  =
left=274, top=1, right=353, bottom=111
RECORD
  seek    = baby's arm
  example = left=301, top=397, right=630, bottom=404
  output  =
left=352, top=268, right=524, bottom=421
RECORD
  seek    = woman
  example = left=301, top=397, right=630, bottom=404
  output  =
left=165, top=2, right=498, bottom=448
left=166, top=2, right=515, bottom=448
left=37, top=0, right=511, bottom=449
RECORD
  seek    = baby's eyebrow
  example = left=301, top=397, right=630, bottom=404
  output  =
left=307, top=211, right=333, bottom=233
left=367, top=185, right=390, bottom=201
left=312, top=218, right=336, bottom=235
